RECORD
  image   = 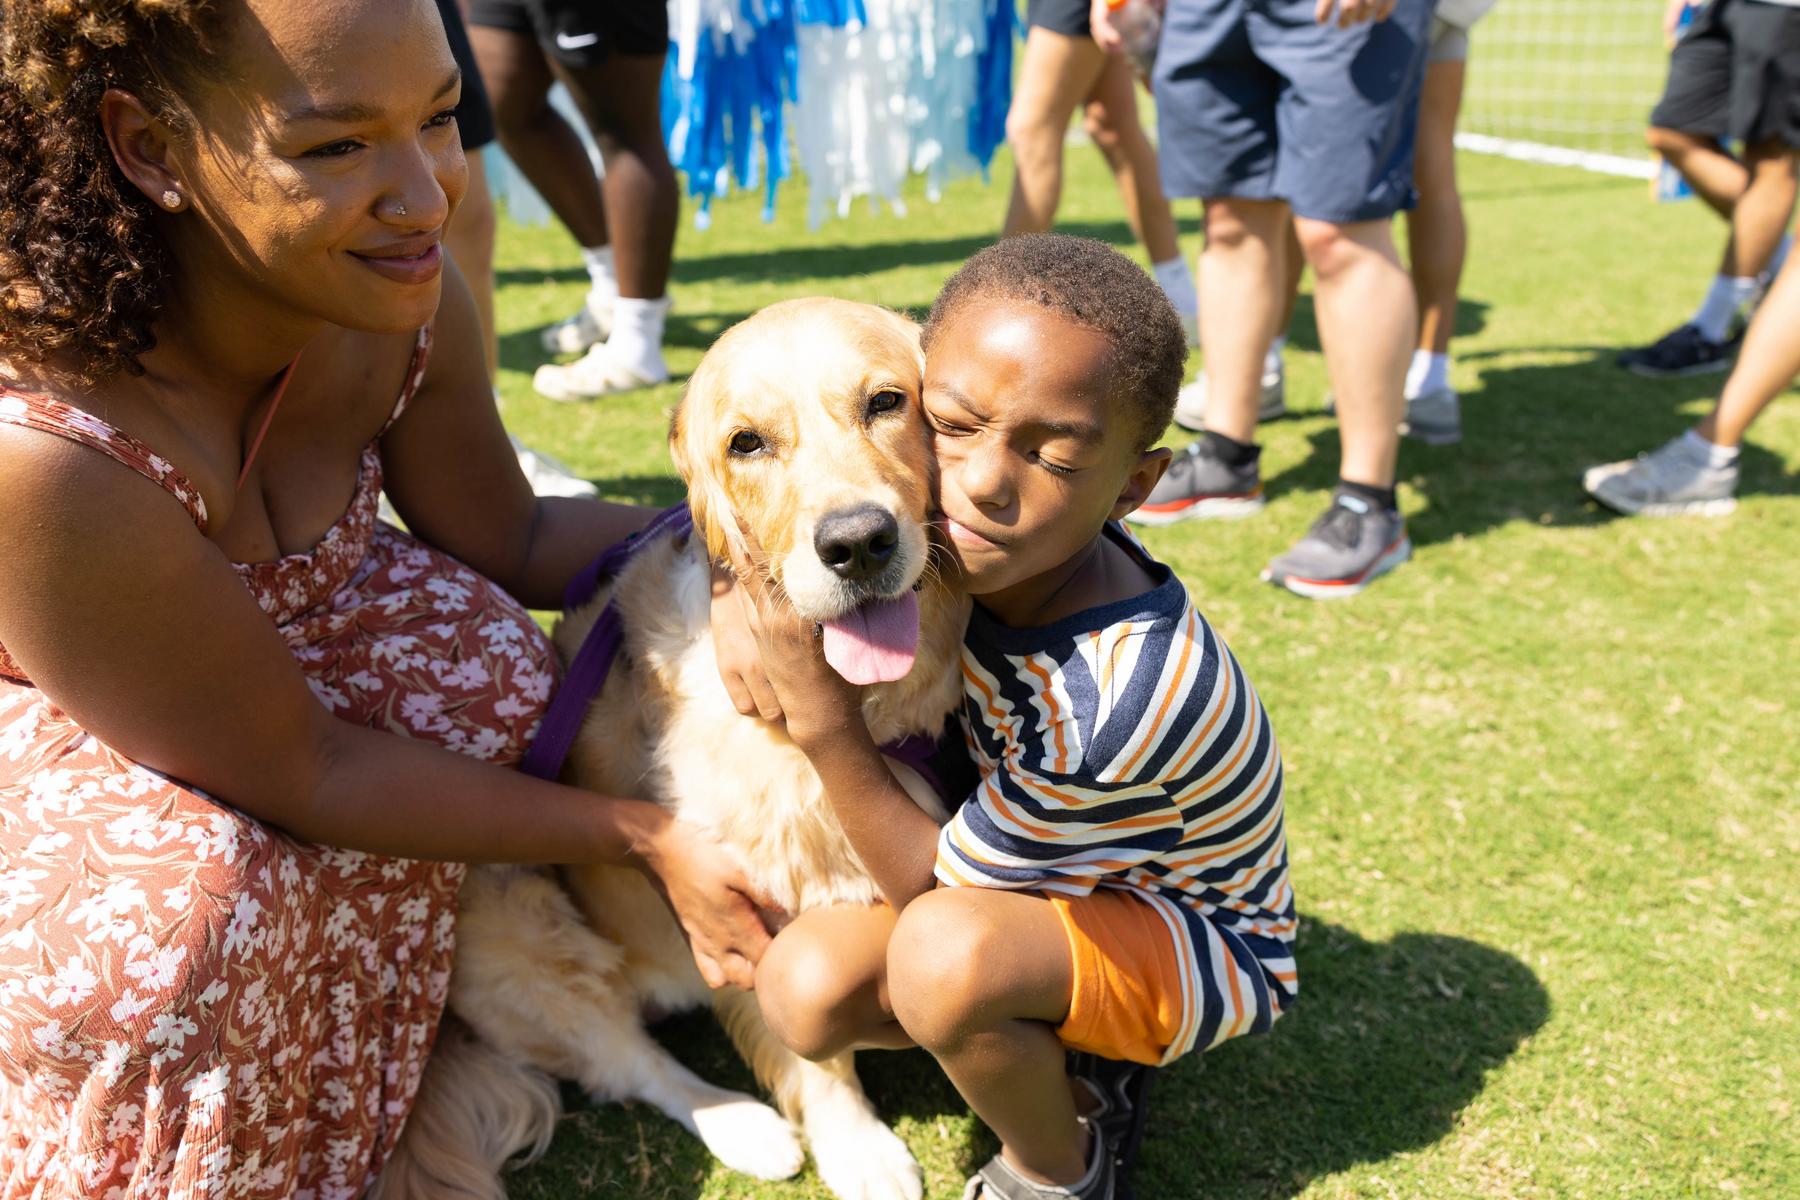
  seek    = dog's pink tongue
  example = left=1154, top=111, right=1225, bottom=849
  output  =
left=820, top=591, right=920, bottom=685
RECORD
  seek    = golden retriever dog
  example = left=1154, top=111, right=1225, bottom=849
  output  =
left=377, top=299, right=969, bottom=1200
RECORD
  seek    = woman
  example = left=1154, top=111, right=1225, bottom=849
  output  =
left=0, top=1, right=769, bottom=1195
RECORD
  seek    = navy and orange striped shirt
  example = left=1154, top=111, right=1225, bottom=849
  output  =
left=934, top=525, right=1296, bottom=1064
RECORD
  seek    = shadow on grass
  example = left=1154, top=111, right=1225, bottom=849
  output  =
left=507, top=917, right=1544, bottom=1200
left=1263, top=335, right=1795, bottom=547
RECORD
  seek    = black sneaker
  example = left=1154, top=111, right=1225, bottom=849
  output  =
left=1615, top=323, right=1736, bottom=378
left=1068, top=1053, right=1154, bottom=1200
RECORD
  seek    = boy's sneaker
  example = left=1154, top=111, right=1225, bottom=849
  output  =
left=1401, top=386, right=1461, bottom=445
left=1615, top=323, right=1736, bottom=378
left=540, top=292, right=615, bottom=355
left=1068, top=1052, right=1154, bottom=1200
left=1262, top=493, right=1411, bottom=599
left=1126, top=440, right=1264, bottom=526
left=1173, top=362, right=1287, bottom=432
left=962, top=1119, right=1116, bottom=1200
left=1582, top=435, right=1739, bottom=517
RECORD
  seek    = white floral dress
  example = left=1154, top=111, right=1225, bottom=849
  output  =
left=0, top=330, right=559, bottom=1198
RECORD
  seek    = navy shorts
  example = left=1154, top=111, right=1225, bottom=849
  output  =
left=1649, top=0, right=1800, bottom=150
left=1152, top=0, right=1434, bottom=222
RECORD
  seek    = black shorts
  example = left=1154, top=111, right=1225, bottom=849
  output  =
left=1027, top=0, right=1092, bottom=38
left=434, top=0, right=496, bottom=151
left=1650, top=0, right=1800, bottom=150
left=466, top=0, right=669, bottom=67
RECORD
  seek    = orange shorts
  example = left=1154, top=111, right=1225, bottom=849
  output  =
left=1050, top=888, right=1186, bottom=1067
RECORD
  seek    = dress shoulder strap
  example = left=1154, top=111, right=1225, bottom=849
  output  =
left=0, top=388, right=210, bottom=532
left=378, top=325, right=435, bottom=437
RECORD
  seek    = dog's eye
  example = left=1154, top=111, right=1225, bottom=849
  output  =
left=728, top=431, right=764, bottom=456
left=867, top=390, right=905, bottom=418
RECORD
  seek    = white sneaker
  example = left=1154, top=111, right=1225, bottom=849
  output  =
left=510, top=436, right=598, bottom=498
left=533, top=340, right=670, bottom=402
left=1582, top=436, right=1738, bottom=517
left=1173, top=360, right=1287, bottom=433
left=540, top=292, right=615, bottom=355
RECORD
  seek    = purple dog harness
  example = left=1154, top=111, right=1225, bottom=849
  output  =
left=520, top=504, right=946, bottom=797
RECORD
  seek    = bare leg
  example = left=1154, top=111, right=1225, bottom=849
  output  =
left=472, top=24, right=610, bottom=248
left=555, top=53, right=678, bottom=300
left=1295, top=216, right=1414, bottom=488
left=755, top=904, right=912, bottom=1060
left=1199, top=197, right=1292, bottom=442
left=1408, top=58, right=1466, bottom=358
left=888, top=887, right=1087, bottom=1187
left=1722, top=140, right=1799, bottom=279
left=444, top=149, right=499, bottom=383
left=1280, top=218, right=1304, bottom=337
left=1698, top=248, right=1800, bottom=447
left=1647, top=126, right=1747, bottom=221
left=1081, top=54, right=1181, bottom=263
left=1002, top=27, right=1107, bottom=237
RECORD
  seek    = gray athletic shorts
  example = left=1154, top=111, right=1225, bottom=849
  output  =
left=1428, top=17, right=1469, bottom=64
left=1152, top=0, right=1435, bottom=222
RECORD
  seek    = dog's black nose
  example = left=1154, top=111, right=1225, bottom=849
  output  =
left=814, top=506, right=900, bottom=582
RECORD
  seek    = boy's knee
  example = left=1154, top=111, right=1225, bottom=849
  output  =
left=755, top=932, right=857, bottom=1061
left=886, top=890, right=1007, bottom=1052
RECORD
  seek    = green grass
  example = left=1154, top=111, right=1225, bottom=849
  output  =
left=488, top=144, right=1800, bottom=1199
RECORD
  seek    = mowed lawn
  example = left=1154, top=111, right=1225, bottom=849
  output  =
left=487, top=144, right=1800, bottom=1199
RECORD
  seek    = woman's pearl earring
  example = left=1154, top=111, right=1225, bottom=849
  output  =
left=160, top=189, right=182, bottom=211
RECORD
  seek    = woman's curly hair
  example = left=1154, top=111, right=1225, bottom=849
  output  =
left=1, top=1, right=230, bottom=383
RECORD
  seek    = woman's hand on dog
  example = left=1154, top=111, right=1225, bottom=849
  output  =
left=721, top=533, right=866, bottom=748
left=711, top=564, right=784, bottom=722
left=633, top=807, right=780, bottom=990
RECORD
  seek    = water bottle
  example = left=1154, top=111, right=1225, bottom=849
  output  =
left=1105, top=0, right=1161, bottom=79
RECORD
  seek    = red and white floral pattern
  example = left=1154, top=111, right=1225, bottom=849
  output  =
left=0, top=331, right=558, bottom=1197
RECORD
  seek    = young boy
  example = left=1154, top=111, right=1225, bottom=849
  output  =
left=734, top=235, right=1296, bottom=1200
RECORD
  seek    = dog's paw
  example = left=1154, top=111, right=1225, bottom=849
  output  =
left=692, top=1096, right=806, bottom=1181
left=808, top=1110, right=923, bottom=1200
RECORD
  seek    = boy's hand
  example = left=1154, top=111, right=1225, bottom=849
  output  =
left=721, top=527, right=867, bottom=748
left=711, top=564, right=782, bottom=721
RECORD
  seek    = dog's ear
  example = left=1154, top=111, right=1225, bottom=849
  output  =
left=668, top=366, right=741, bottom=566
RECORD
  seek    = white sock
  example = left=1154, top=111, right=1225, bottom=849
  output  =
left=1691, top=274, right=1759, bottom=342
left=1768, top=233, right=1793, bottom=281
left=581, top=245, right=618, bottom=301
left=1263, top=333, right=1287, bottom=378
left=1682, top=428, right=1739, bottom=468
left=1405, top=350, right=1450, bottom=399
left=605, top=296, right=669, bottom=378
left=1152, top=256, right=1199, bottom=325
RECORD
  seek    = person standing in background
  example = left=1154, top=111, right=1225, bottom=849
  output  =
left=1617, top=0, right=1800, bottom=377
left=1007, top=0, right=1201, bottom=343
left=1113, top=0, right=1433, bottom=599
left=469, top=0, right=678, bottom=399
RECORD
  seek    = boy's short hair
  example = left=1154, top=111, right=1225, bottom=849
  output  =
left=921, top=234, right=1187, bottom=449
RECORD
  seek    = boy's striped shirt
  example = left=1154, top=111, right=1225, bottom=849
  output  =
left=934, top=526, right=1296, bottom=1063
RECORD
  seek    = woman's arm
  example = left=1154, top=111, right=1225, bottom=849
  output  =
left=377, top=262, right=654, bottom=610
left=0, top=436, right=770, bottom=986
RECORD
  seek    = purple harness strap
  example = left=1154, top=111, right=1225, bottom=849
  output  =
left=521, top=502, right=949, bottom=801
left=522, top=504, right=694, bottom=782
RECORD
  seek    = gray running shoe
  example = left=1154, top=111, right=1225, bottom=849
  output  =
left=1401, top=385, right=1461, bottom=445
left=1582, top=435, right=1738, bottom=517
left=1173, top=361, right=1287, bottom=432
left=1127, top=439, right=1264, bottom=526
left=1262, top=492, right=1411, bottom=598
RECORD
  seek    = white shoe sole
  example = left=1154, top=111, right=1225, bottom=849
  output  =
left=1126, top=494, right=1266, bottom=526
left=1264, top=536, right=1412, bottom=599
left=1585, top=485, right=1737, bottom=518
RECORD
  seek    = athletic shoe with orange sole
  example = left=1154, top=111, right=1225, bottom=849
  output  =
left=1126, top=439, right=1265, bottom=526
left=1262, top=492, right=1411, bottom=599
